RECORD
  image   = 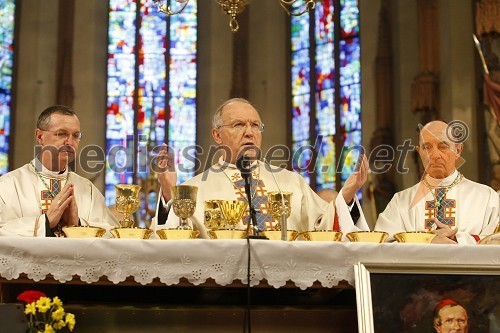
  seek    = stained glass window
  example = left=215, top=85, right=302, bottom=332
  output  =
left=106, top=0, right=197, bottom=223
left=0, top=0, right=15, bottom=175
left=290, top=0, right=361, bottom=194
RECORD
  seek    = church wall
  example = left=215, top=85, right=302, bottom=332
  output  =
left=14, top=0, right=59, bottom=169
left=11, top=0, right=482, bottom=212
left=439, top=0, right=478, bottom=181
left=391, top=0, right=421, bottom=191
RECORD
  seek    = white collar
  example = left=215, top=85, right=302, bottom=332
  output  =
left=424, top=169, right=459, bottom=187
left=30, top=158, right=69, bottom=179
left=216, top=156, right=259, bottom=170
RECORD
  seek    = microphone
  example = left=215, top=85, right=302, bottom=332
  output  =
left=263, top=158, right=288, bottom=241
left=236, top=155, right=264, bottom=238
left=236, top=154, right=252, bottom=177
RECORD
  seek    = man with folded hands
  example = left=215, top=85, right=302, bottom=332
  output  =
left=375, top=120, right=499, bottom=244
left=0, top=105, right=118, bottom=237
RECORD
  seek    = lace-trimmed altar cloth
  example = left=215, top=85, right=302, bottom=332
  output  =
left=1, top=237, right=499, bottom=290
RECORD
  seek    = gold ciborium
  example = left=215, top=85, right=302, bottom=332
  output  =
left=115, top=184, right=141, bottom=228
left=218, top=200, right=248, bottom=229
left=171, top=185, right=198, bottom=230
left=204, top=200, right=222, bottom=230
left=267, top=191, right=292, bottom=231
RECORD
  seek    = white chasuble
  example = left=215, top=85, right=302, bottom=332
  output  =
left=375, top=170, right=499, bottom=244
left=155, top=160, right=369, bottom=239
left=0, top=159, right=119, bottom=237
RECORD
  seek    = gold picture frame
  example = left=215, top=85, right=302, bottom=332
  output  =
left=354, top=263, right=500, bottom=333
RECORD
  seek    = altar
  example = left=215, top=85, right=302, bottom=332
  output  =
left=1, top=237, right=499, bottom=332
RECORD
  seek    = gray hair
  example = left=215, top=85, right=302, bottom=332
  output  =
left=212, top=98, right=254, bottom=129
left=37, top=105, right=77, bottom=130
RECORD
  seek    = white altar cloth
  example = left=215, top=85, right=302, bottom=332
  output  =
left=0, top=237, right=499, bottom=290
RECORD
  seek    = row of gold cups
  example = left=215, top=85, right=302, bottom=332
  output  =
left=61, top=227, right=438, bottom=243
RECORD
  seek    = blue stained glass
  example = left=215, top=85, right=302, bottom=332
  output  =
left=292, top=140, right=311, bottom=184
left=169, top=0, right=197, bottom=183
left=341, top=0, right=359, bottom=38
left=315, top=43, right=334, bottom=91
left=291, top=49, right=310, bottom=96
left=291, top=13, right=309, bottom=51
left=340, top=83, right=361, bottom=132
left=106, top=0, right=197, bottom=211
left=340, top=37, right=360, bottom=86
left=290, top=0, right=360, bottom=193
left=339, top=130, right=362, bottom=188
left=292, top=94, right=310, bottom=142
left=315, top=0, right=334, bottom=45
left=316, top=135, right=335, bottom=188
left=315, top=89, right=335, bottom=136
left=0, top=0, right=15, bottom=175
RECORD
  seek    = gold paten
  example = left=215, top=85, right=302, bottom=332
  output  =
left=394, top=231, right=436, bottom=243
left=110, top=227, right=153, bottom=239
left=260, top=230, right=298, bottom=241
left=346, top=231, right=389, bottom=243
left=156, top=229, right=200, bottom=240
left=301, top=230, right=343, bottom=242
left=208, top=229, right=247, bottom=239
left=62, top=226, right=106, bottom=238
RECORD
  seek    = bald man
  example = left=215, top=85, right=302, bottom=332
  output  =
left=375, top=120, right=499, bottom=244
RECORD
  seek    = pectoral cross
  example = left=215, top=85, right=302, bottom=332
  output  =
left=424, top=189, right=456, bottom=229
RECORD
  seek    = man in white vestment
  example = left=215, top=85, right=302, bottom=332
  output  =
left=0, top=105, right=119, bottom=237
left=154, top=98, right=369, bottom=238
left=375, top=120, right=499, bottom=244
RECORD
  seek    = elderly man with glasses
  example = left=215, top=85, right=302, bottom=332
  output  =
left=155, top=98, right=369, bottom=238
left=0, top=105, right=119, bottom=237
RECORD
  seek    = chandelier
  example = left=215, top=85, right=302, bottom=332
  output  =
left=152, top=0, right=316, bottom=32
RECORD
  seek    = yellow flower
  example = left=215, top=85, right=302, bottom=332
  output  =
left=51, top=296, right=63, bottom=308
left=24, top=302, right=36, bottom=315
left=51, top=307, right=65, bottom=321
left=65, top=313, right=76, bottom=331
left=35, top=297, right=51, bottom=313
left=44, top=324, right=55, bottom=333
left=53, top=319, right=65, bottom=330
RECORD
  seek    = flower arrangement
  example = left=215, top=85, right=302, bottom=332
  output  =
left=17, top=290, right=76, bottom=333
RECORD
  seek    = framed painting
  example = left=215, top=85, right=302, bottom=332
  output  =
left=354, top=263, right=500, bottom=333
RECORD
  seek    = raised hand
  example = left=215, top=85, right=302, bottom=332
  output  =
left=341, top=154, right=369, bottom=204
left=154, top=144, right=178, bottom=202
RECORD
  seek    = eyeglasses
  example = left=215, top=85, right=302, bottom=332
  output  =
left=41, top=129, right=83, bottom=142
left=218, top=121, right=265, bottom=133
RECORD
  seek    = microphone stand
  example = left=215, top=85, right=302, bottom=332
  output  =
left=240, top=169, right=268, bottom=240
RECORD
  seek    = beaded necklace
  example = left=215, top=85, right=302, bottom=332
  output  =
left=29, top=161, right=70, bottom=199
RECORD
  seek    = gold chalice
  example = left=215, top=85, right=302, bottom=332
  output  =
left=171, top=185, right=198, bottom=230
left=218, top=200, right=248, bottom=230
left=115, top=184, right=141, bottom=228
left=267, top=191, right=292, bottom=231
left=204, top=200, right=222, bottom=230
